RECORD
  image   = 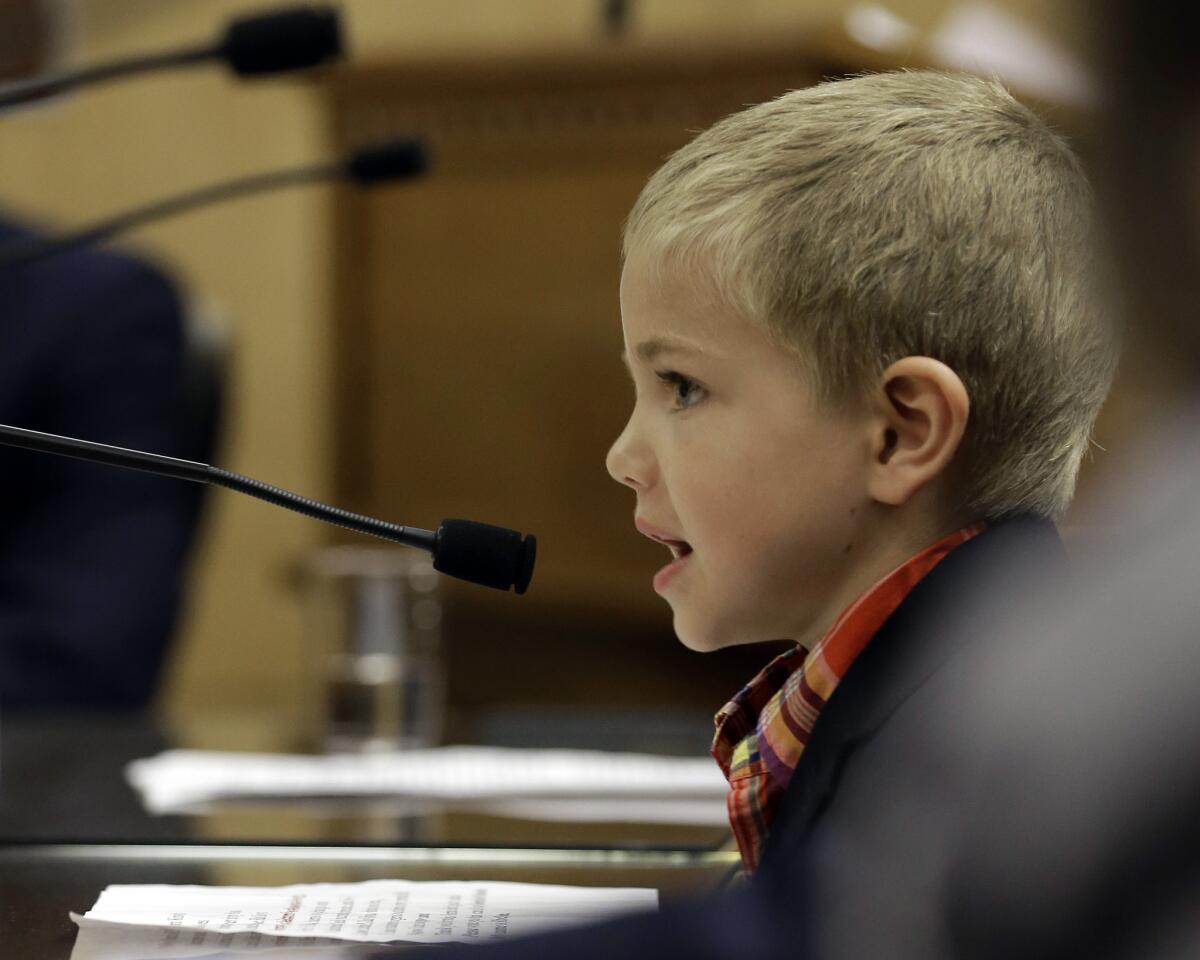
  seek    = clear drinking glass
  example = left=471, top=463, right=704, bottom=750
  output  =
left=302, top=547, right=444, bottom=753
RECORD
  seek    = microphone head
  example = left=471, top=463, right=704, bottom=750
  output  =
left=220, top=5, right=343, bottom=77
left=345, top=139, right=428, bottom=185
left=433, top=519, right=536, bottom=594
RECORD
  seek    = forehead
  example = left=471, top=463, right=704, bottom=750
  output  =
left=618, top=253, right=749, bottom=359
left=618, top=254, right=821, bottom=399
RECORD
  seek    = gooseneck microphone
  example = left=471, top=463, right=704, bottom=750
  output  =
left=0, top=424, right=536, bottom=594
left=0, top=5, right=343, bottom=111
left=0, top=140, right=427, bottom=272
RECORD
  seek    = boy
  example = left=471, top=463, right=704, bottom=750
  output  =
left=605, top=70, right=1116, bottom=873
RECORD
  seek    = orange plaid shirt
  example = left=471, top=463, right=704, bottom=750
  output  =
left=711, top=524, right=986, bottom=871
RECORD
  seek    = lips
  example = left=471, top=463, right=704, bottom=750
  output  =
left=634, top=516, right=693, bottom=558
left=635, top=516, right=694, bottom=592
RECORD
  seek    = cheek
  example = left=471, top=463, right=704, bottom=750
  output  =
left=664, top=457, right=747, bottom=541
left=664, top=413, right=867, bottom=558
left=702, top=446, right=865, bottom=574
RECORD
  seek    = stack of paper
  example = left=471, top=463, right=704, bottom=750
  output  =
left=126, top=746, right=729, bottom=825
left=71, top=880, right=658, bottom=959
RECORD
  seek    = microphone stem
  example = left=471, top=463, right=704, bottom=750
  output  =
left=0, top=162, right=342, bottom=271
left=0, top=43, right=218, bottom=110
left=0, top=422, right=208, bottom=483
left=0, top=423, right=438, bottom=552
left=207, top=468, right=437, bottom=551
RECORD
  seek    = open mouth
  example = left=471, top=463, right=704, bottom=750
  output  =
left=636, top=521, right=692, bottom=557
left=648, top=535, right=693, bottom=593
left=661, top=539, right=693, bottom=560
left=634, top=517, right=694, bottom=576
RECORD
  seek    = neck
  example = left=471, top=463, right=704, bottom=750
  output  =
left=794, top=502, right=976, bottom=651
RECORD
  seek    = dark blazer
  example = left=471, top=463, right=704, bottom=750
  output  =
left=0, top=218, right=203, bottom=708
left=396, top=516, right=1066, bottom=960
left=767, top=516, right=1066, bottom=957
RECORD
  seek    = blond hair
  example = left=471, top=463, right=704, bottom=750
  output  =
left=624, top=71, right=1117, bottom=520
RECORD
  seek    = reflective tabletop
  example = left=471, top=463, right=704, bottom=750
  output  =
left=0, top=842, right=740, bottom=959
left=0, top=710, right=730, bottom=848
left=0, top=710, right=736, bottom=958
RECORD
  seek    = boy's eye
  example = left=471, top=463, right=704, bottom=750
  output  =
left=656, top=370, right=706, bottom=411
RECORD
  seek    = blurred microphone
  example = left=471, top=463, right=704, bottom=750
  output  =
left=0, top=139, right=427, bottom=271
left=0, top=423, right=537, bottom=594
left=0, top=5, right=343, bottom=111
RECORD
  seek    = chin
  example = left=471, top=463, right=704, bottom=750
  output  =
left=672, top=600, right=792, bottom=652
left=671, top=609, right=744, bottom=653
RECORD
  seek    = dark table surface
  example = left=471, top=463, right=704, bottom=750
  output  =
left=0, top=711, right=180, bottom=843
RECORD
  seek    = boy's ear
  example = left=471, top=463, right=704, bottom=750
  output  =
left=866, top=357, right=969, bottom=507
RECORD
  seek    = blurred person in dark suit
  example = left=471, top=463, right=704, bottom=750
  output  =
left=928, top=4, right=1200, bottom=957
left=0, top=1, right=212, bottom=709
left=0, top=217, right=209, bottom=707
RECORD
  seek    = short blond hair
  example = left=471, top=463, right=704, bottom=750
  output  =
left=624, top=71, right=1117, bottom=520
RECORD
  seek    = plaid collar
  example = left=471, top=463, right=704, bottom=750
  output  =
left=711, top=523, right=987, bottom=871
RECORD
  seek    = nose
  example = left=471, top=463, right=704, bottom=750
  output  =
left=606, top=412, right=653, bottom=491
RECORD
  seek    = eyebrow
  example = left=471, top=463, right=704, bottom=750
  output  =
left=620, top=336, right=705, bottom=370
